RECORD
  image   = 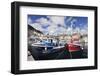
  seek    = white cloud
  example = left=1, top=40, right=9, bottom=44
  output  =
left=36, top=17, right=50, bottom=27
left=47, top=24, right=68, bottom=35
left=28, top=16, right=87, bottom=36
left=80, top=25, right=88, bottom=35
left=30, top=16, right=67, bottom=35
left=73, top=27, right=80, bottom=33
left=65, top=17, right=73, bottom=23
left=29, top=17, right=50, bottom=34
left=70, top=19, right=77, bottom=28
left=28, top=18, right=33, bottom=24
left=47, top=16, right=66, bottom=27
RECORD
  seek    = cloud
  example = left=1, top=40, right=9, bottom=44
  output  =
left=73, top=27, right=80, bottom=33
left=80, top=25, right=88, bottom=35
left=29, top=17, right=50, bottom=34
left=36, top=17, right=50, bottom=27
left=47, top=16, right=66, bottom=27
left=28, top=18, right=33, bottom=24
left=65, top=17, right=73, bottom=23
left=29, top=16, right=67, bottom=35
left=28, top=16, right=88, bottom=35
left=70, top=19, right=77, bottom=28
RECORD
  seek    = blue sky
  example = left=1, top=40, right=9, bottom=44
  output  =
left=28, top=15, right=88, bottom=35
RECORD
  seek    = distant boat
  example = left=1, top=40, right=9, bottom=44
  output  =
left=32, top=39, right=64, bottom=52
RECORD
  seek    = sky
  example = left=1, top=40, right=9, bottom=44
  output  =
left=28, top=15, right=88, bottom=35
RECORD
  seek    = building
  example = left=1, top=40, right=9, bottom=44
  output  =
left=28, top=25, right=43, bottom=44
